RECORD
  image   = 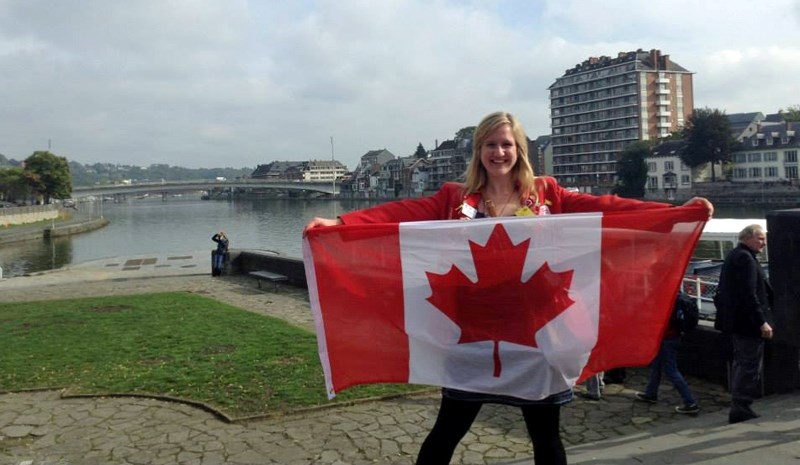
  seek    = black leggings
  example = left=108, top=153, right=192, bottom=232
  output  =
left=415, top=396, right=566, bottom=465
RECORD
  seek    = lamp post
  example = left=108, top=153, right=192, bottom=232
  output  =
left=330, top=136, right=336, bottom=197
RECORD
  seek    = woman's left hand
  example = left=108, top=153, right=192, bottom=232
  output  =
left=682, top=197, right=714, bottom=219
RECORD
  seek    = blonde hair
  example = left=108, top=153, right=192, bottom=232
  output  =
left=464, top=111, right=539, bottom=202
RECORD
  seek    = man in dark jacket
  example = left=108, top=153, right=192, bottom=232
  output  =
left=715, top=224, right=773, bottom=423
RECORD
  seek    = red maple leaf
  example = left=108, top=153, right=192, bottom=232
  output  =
left=426, top=224, right=575, bottom=377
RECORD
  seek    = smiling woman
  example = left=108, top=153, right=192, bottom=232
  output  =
left=302, top=111, right=713, bottom=465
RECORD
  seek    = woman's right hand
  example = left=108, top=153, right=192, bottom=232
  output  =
left=303, top=217, right=342, bottom=235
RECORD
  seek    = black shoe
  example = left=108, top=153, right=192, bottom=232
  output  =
left=577, top=391, right=601, bottom=401
left=729, top=409, right=759, bottom=424
left=675, top=404, right=700, bottom=415
left=634, top=392, right=657, bottom=404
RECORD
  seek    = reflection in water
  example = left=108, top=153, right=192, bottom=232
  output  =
left=0, top=237, right=73, bottom=277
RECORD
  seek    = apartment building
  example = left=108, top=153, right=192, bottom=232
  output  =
left=301, top=159, right=347, bottom=182
left=549, top=49, right=694, bottom=192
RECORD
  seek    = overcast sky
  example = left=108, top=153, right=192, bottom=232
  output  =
left=1, top=0, right=799, bottom=171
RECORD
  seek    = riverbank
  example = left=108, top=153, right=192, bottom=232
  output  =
left=0, top=214, right=109, bottom=246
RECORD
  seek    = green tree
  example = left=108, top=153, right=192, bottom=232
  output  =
left=455, top=126, right=476, bottom=142
left=413, top=143, right=427, bottom=159
left=24, top=151, right=72, bottom=204
left=612, top=141, right=650, bottom=198
left=680, top=108, right=736, bottom=182
left=779, top=105, right=800, bottom=122
left=0, top=167, right=32, bottom=202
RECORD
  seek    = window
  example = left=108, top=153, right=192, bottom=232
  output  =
left=749, top=167, right=762, bottom=178
left=664, top=161, right=674, bottom=171
left=764, top=152, right=778, bottom=162
left=733, top=168, right=747, bottom=179
left=747, top=153, right=762, bottom=163
left=786, top=166, right=798, bottom=179
left=648, top=162, right=656, bottom=172
left=647, top=176, right=658, bottom=189
left=681, top=175, right=690, bottom=185
left=733, top=153, right=747, bottom=163
left=786, top=150, right=798, bottom=163
left=765, top=167, right=778, bottom=178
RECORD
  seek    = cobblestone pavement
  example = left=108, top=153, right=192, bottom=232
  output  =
left=0, top=269, right=732, bottom=465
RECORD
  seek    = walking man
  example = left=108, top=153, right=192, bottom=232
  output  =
left=714, top=224, right=773, bottom=424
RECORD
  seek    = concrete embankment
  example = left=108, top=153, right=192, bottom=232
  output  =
left=0, top=216, right=109, bottom=245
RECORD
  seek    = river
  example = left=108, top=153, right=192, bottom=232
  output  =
left=0, top=196, right=779, bottom=278
left=0, top=196, right=378, bottom=278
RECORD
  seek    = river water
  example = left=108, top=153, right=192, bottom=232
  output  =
left=0, top=196, right=777, bottom=278
left=0, top=196, right=378, bottom=278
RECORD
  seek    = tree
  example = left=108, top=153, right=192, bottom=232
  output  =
left=24, top=151, right=72, bottom=203
left=455, top=126, right=476, bottom=142
left=612, top=141, right=650, bottom=198
left=779, top=105, right=800, bottom=122
left=413, top=143, right=427, bottom=159
left=680, top=108, right=736, bottom=182
left=0, top=167, right=32, bottom=202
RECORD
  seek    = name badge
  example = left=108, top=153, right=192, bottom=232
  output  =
left=514, top=206, right=535, bottom=217
left=460, top=202, right=477, bottom=219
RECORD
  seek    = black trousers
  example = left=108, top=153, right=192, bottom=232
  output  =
left=416, top=396, right=566, bottom=465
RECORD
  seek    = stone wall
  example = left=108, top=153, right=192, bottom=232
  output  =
left=0, top=205, right=58, bottom=227
left=232, top=250, right=307, bottom=287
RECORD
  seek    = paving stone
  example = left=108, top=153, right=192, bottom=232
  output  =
left=0, top=274, right=736, bottom=465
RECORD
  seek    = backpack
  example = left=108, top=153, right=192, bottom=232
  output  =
left=671, top=292, right=700, bottom=333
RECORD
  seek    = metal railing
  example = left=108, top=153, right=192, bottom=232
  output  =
left=682, top=275, right=718, bottom=319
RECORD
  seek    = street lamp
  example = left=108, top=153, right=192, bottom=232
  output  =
left=330, top=136, right=336, bottom=197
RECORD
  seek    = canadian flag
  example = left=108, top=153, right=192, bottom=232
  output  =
left=303, top=206, right=707, bottom=400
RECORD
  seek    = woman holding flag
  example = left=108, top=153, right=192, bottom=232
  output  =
left=304, top=111, right=712, bottom=465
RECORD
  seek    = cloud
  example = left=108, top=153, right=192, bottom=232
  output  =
left=0, top=0, right=798, bottom=170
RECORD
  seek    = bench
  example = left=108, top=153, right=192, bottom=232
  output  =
left=249, top=270, right=288, bottom=291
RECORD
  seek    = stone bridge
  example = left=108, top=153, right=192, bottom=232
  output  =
left=72, top=179, right=337, bottom=198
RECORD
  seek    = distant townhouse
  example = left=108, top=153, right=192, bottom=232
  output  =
left=731, top=121, right=799, bottom=184
left=250, top=161, right=305, bottom=180
left=377, top=158, right=406, bottom=198
left=427, top=138, right=470, bottom=192
left=402, top=157, right=430, bottom=197
left=645, top=140, right=692, bottom=201
left=344, top=149, right=396, bottom=198
left=549, top=49, right=694, bottom=192
left=727, top=112, right=765, bottom=142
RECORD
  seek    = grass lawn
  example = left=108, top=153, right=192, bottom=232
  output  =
left=0, top=292, right=423, bottom=418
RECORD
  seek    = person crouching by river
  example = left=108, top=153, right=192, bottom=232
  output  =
left=211, top=231, right=229, bottom=276
left=303, top=111, right=713, bottom=465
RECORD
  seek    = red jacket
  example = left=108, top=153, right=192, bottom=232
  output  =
left=340, top=177, right=671, bottom=224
